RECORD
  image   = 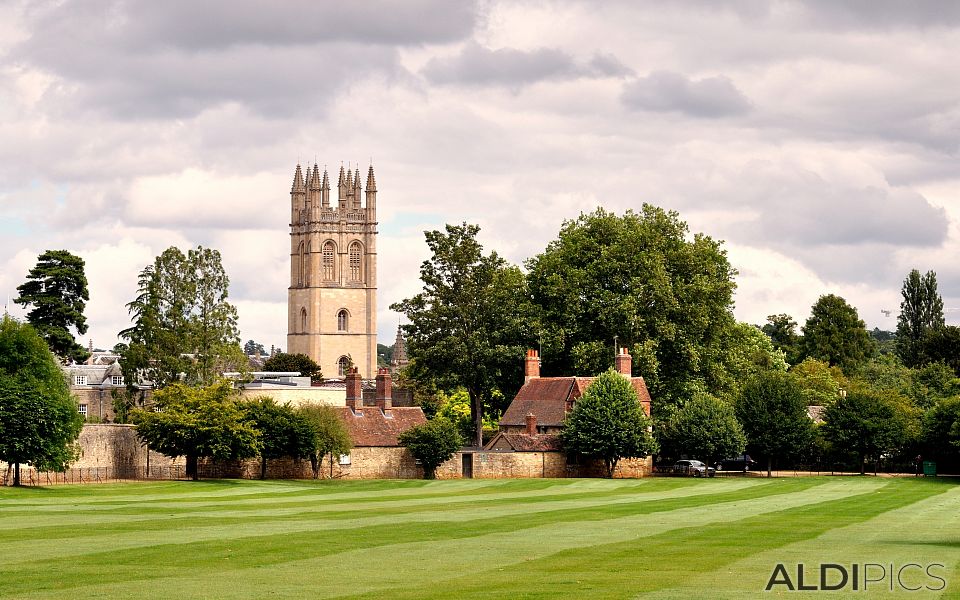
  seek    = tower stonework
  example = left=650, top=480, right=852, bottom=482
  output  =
left=287, top=163, right=377, bottom=378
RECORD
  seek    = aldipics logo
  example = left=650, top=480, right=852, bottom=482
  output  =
left=765, top=563, right=946, bottom=592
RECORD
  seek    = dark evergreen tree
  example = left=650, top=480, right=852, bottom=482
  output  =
left=896, top=269, right=944, bottom=368
left=801, top=294, right=875, bottom=374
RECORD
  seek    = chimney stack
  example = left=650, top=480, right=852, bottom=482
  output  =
left=525, top=413, right=537, bottom=436
left=375, top=367, right=392, bottom=414
left=524, top=349, right=540, bottom=382
left=345, top=367, right=363, bottom=413
left=615, top=347, right=631, bottom=377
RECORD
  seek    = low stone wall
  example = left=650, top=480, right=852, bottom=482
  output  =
left=435, top=452, right=652, bottom=479
left=205, top=447, right=423, bottom=480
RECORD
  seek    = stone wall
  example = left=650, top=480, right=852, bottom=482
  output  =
left=205, top=447, right=423, bottom=480
left=435, top=452, right=652, bottom=479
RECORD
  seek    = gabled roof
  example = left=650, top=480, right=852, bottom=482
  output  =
left=500, top=376, right=651, bottom=427
left=337, top=406, right=427, bottom=447
left=485, top=432, right=562, bottom=452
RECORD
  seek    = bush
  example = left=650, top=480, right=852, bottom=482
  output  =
left=398, top=418, right=462, bottom=479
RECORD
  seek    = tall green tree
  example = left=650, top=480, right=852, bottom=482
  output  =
left=120, top=246, right=243, bottom=388
left=0, top=316, right=84, bottom=485
left=559, top=369, right=657, bottom=477
left=762, top=313, right=801, bottom=364
left=923, top=396, right=960, bottom=462
left=921, top=325, right=960, bottom=376
left=14, top=250, right=90, bottom=363
left=736, top=370, right=815, bottom=477
left=131, top=380, right=260, bottom=480
left=526, top=206, right=737, bottom=407
left=896, top=269, right=944, bottom=368
left=262, top=352, right=322, bottom=383
left=801, top=294, right=875, bottom=374
left=398, top=418, right=462, bottom=480
left=656, top=392, right=746, bottom=465
left=822, top=386, right=909, bottom=475
left=391, top=223, right=532, bottom=447
left=298, top=404, right=353, bottom=478
left=241, top=398, right=315, bottom=479
left=244, top=340, right=266, bottom=356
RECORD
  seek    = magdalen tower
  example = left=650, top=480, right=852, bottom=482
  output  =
left=287, top=162, right=377, bottom=378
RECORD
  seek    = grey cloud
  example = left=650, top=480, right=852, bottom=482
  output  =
left=620, top=71, right=751, bottom=117
left=421, top=42, right=631, bottom=87
left=799, top=0, right=960, bottom=29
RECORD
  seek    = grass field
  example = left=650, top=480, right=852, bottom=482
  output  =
left=1, top=477, right=959, bottom=599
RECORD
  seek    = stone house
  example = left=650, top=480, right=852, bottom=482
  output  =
left=65, top=362, right=129, bottom=422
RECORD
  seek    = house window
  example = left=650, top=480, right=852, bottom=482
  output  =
left=74, top=375, right=87, bottom=386
left=78, top=404, right=87, bottom=416
left=111, top=376, right=124, bottom=386
left=348, top=242, right=362, bottom=282
left=322, top=241, right=335, bottom=280
left=339, top=453, right=351, bottom=466
left=337, top=309, right=348, bottom=332
left=338, top=356, right=350, bottom=377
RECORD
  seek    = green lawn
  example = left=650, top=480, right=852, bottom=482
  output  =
left=1, top=477, right=958, bottom=599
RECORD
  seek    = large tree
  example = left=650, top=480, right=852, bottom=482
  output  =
left=559, top=369, right=657, bottom=477
left=736, top=370, right=815, bottom=477
left=0, top=316, right=84, bottom=485
left=120, top=246, right=244, bottom=388
left=921, top=326, right=960, bottom=376
left=262, top=352, right=322, bottom=383
left=801, top=294, right=875, bottom=374
left=131, top=380, right=260, bottom=480
left=656, top=392, right=746, bottom=465
left=14, top=250, right=90, bottom=363
left=896, top=269, right=944, bottom=368
left=391, top=223, right=532, bottom=447
left=526, top=206, right=737, bottom=407
left=762, top=313, right=801, bottom=365
left=298, top=404, right=353, bottom=478
left=241, top=397, right=315, bottom=479
left=822, top=386, right=909, bottom=475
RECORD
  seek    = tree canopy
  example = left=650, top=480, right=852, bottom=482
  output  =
left=398, top=418, right=462, bottom=479
left=736, top=370, right=815, bottom=476
left=131, top=380, right=260, bottom=480
left=120, top=246, right=244, bottom=388
left=298, top=404, right=353, bottom=479
left=559, top=369, right=657, bottom=477
left=801, top=294, right=875, bottom=374
left=14, top=250, right=90, bottom=363
left=391, top=223, right=532, bottom=447
left=526, top=206, right=737, bottom=406
left=896, top=269, right=944, bottom=368
left=0, top=316, right=84, bottom=485
left=822, top=386, right=910, bottom=474
left=241, top=397, right=315, bottom=479
left=261, top=352, right=322, bottom=383
left=656, top=392, right=746, bottom=465
left=762, top=313, right=801, bottom=365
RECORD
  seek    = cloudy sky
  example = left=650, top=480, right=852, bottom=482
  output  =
left=2, top=0, right=959, bottom=352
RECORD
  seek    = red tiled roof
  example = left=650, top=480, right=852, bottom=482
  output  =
left=500, top=376, right=652, bottom=428
left=336, top=406, right=427, bottom=447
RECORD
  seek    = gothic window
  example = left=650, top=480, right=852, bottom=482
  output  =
left=338, top=356, right=350, bottom=377
left=348, top=241, right=362, bottom=282
left=322, top=241, right=335, bottom=281
left=297, top=242, right=305, bottom=286
left=337, top=309, right=349, bottom=331
left=300, top=308, right=307, bottom=333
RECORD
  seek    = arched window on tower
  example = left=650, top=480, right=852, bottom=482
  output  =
left=348, top=242, right=362, bottom=282
left=338, top=356, right=350, bottom=377
left=322, top=241, right=335, bottom=281
left=297, top=242, right=305, bottom=287
left=300, top=308, right=307, bottom=333
left=337, top=309, right=349, bottom=332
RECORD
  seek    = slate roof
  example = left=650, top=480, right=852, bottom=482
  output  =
left=486, top=432, right=563, bottom=452
left=337, top=406, right=427, bottom=447
left=500, top=376, right=651, bottom=427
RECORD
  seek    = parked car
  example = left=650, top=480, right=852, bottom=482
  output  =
left=715, top=454, right=756, bottom=472
left=672, top=459, right=716, bottom=477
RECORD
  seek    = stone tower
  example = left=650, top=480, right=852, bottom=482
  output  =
left=287, top=162, right=377, bottom=378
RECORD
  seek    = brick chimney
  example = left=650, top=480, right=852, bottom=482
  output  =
left=615, top=347, right=631, bottom=377
left=524, top=349, right=540, bottom=382
left=525, top=412, right=537, bottom=436
left=375, top=367, right=392, bottom=414
left=345, top=367, right=363, bottom=413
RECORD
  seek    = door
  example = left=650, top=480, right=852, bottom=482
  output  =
left=461, top=453, right=473, bottom=478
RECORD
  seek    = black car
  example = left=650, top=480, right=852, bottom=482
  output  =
left=716, top=454, right=756, bottom=472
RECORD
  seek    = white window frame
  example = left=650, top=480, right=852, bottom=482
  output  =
left=111, top=375, right=124, bottom=386
left=339, top=453, right=351, bottom=466
left=74, top=375, right=87, bottom=386
left=78, top=404, right=87, bottom=416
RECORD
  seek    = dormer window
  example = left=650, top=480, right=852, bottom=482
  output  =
left=111, top=375, right=124, bottom=386
left=74, top=375, right=87, bottom=386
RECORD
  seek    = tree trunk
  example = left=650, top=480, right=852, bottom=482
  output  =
left=468, top=388, right=483, bottom=448
left=260, top=456, right=268, bottom=480
left=859, top=452, right=866, bottom=475
left=606, top=459, right=617, bottom=478
left=13, top=462, right=20, bottom=487
left=424, top=466, right=436, bottom=480
left=329, top=453, right=334, bottom=479
left=767, top=455, right=772, bottom=478
left=187, top=454, right=198, bottom=481
left=310, top=453, right=320, bottom=479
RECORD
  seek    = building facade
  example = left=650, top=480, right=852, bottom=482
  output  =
left=287, top=163, right=378, bottom=378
